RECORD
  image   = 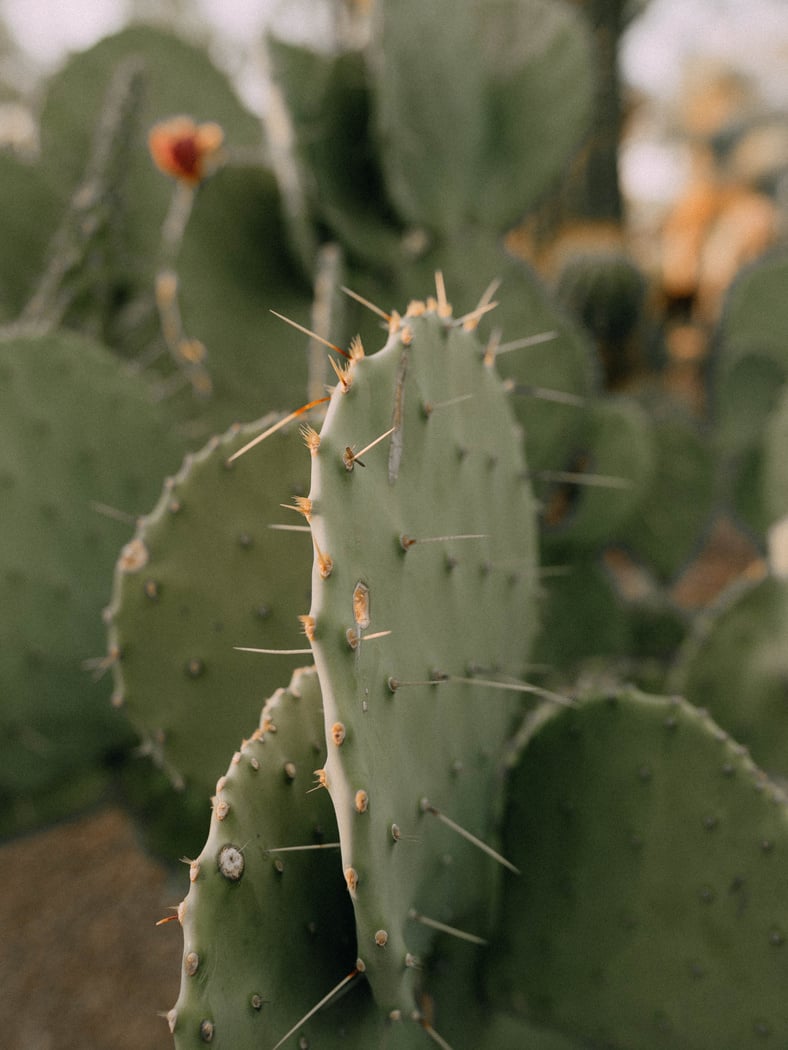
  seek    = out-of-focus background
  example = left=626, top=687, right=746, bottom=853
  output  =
left=0, top=2, right=785, bottom=1048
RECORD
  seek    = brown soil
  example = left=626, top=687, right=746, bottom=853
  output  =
left=0, top=806, right=183, bottom=1050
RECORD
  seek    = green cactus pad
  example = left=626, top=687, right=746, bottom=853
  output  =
left=711, top=251, right=788, bottom=535
left=0, top=329, right=185, bottom=836
left=619, top=405, right=715, bottom=580
left=170, top=666, right=421, bottom=1049
left=540, top=395, right=656, bottom=549
left=490, top=689, right=788, bottom=1049
left=371, top=0, right=594, bottom=233
left=762, top=383, right=788, bottom=527
left=670, top=573, right=788, bottom=779
left=106, top=415, right=312, bottom=851
left=304, top=296, right=539, bottom=1014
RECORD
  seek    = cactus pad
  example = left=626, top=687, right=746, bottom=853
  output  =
left=490, top=689, right=788, bottom=1049
left=106, top=416, right=312, bottom=848
left=0, top=329, right=185, bottom=835
left=304, top=293, right=539, bottom=1014
left=170, top=666, right=414, bottom=1049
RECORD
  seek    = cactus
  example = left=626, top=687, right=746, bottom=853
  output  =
left=267, top=0, right=601, bottom=476
left=304, top=296, right=539, bottom=1017
left=554, top=248, right=647, bottom=386
left=618, top=402, right=715, bottom=581
left=106, top=416, right=311, bottom=857
left=160, top=283, right=542, bottom=1046
left=710, top=250, right=788, bottom=538
left=670, top=572, right=788, bottom=779
left=1, top=24, right=315, bottom=435
left=539, top=394, right=656, bottom=549
left=489, top=688, right=788, bottom=1049
left=0, top=328, right=185, bottom=836
left=169, top=666, right=387, bottom=1049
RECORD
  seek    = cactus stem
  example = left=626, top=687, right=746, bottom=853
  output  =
left=408, top=909, right=487, bottom=946
left=453, top=301, right=498, bottom=331
left=535, top=469, right=634, bottom=489
left=264, top=842, right=341, bottom=853
left=341, top=285, right=392, bottom=322
left=419, top=799, right=520, bottom=874
left=503, top=380, right=585, bottom=407
left=448, top=675, right=575, bottom=708
left=270, top=966, right=363, bottom=1050
left=422, top=393, right=473, bottom=417
left=233, top=646, right=313, bottom=655
left=400, top=533, right=487, bottom=551
left=226, top=398, right=330, bottom=463
left=495, top=330, right=559, bottom=356
left=270, top=309, right=352, bottom=360
left=344, top=426, right=397, bottom=470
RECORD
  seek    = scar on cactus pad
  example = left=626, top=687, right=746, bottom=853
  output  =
left=170, top=276, right=556, bottom=1047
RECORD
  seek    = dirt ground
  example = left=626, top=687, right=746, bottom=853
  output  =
left=0, top=806, right=183, bottom=1050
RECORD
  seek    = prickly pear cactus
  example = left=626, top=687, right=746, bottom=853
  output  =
left=106, top=416, right=311, bottom=855
left=711, top=250, right=788, bottom=536
left=670, top=572, right=788, bottom=779
left=303, top=289, right=540, bottom=1018
left=169, top=666, right=404, bottom=1049
left=268, top=0, right=600, bottom=477
left=490, top=689, right=788, bottom=1049
left=540, top=394, right=656, bottom=549
left=0, top=328, right=185, bottom=835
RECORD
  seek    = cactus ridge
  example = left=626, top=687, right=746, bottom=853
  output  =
left=304, top=285, right=540, bottom=1015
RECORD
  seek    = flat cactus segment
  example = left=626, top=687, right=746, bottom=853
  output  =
left=306, top=301, right=540, bottom=1013
left=711, top=251, right=788, bottom=534
left=0, top=329, right=185, bottom=836
left=371, top=0, right=595, bottom=232
left=670, top=573, right=788, bottom=779
left=106, top=416, right=312, bottom=852
left=490, top=689, right=788, bottom=1049
left=619, top=406, right=715, bottom=581
left=170, top=666, right=419, bottom=1049
left=540, top=395, right=656, bottom=548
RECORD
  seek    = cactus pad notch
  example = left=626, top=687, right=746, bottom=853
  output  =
left=303, top=280, right=540, bottom=1018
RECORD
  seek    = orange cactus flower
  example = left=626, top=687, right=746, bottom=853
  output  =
left=148, top=116, right=224, bottom=184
